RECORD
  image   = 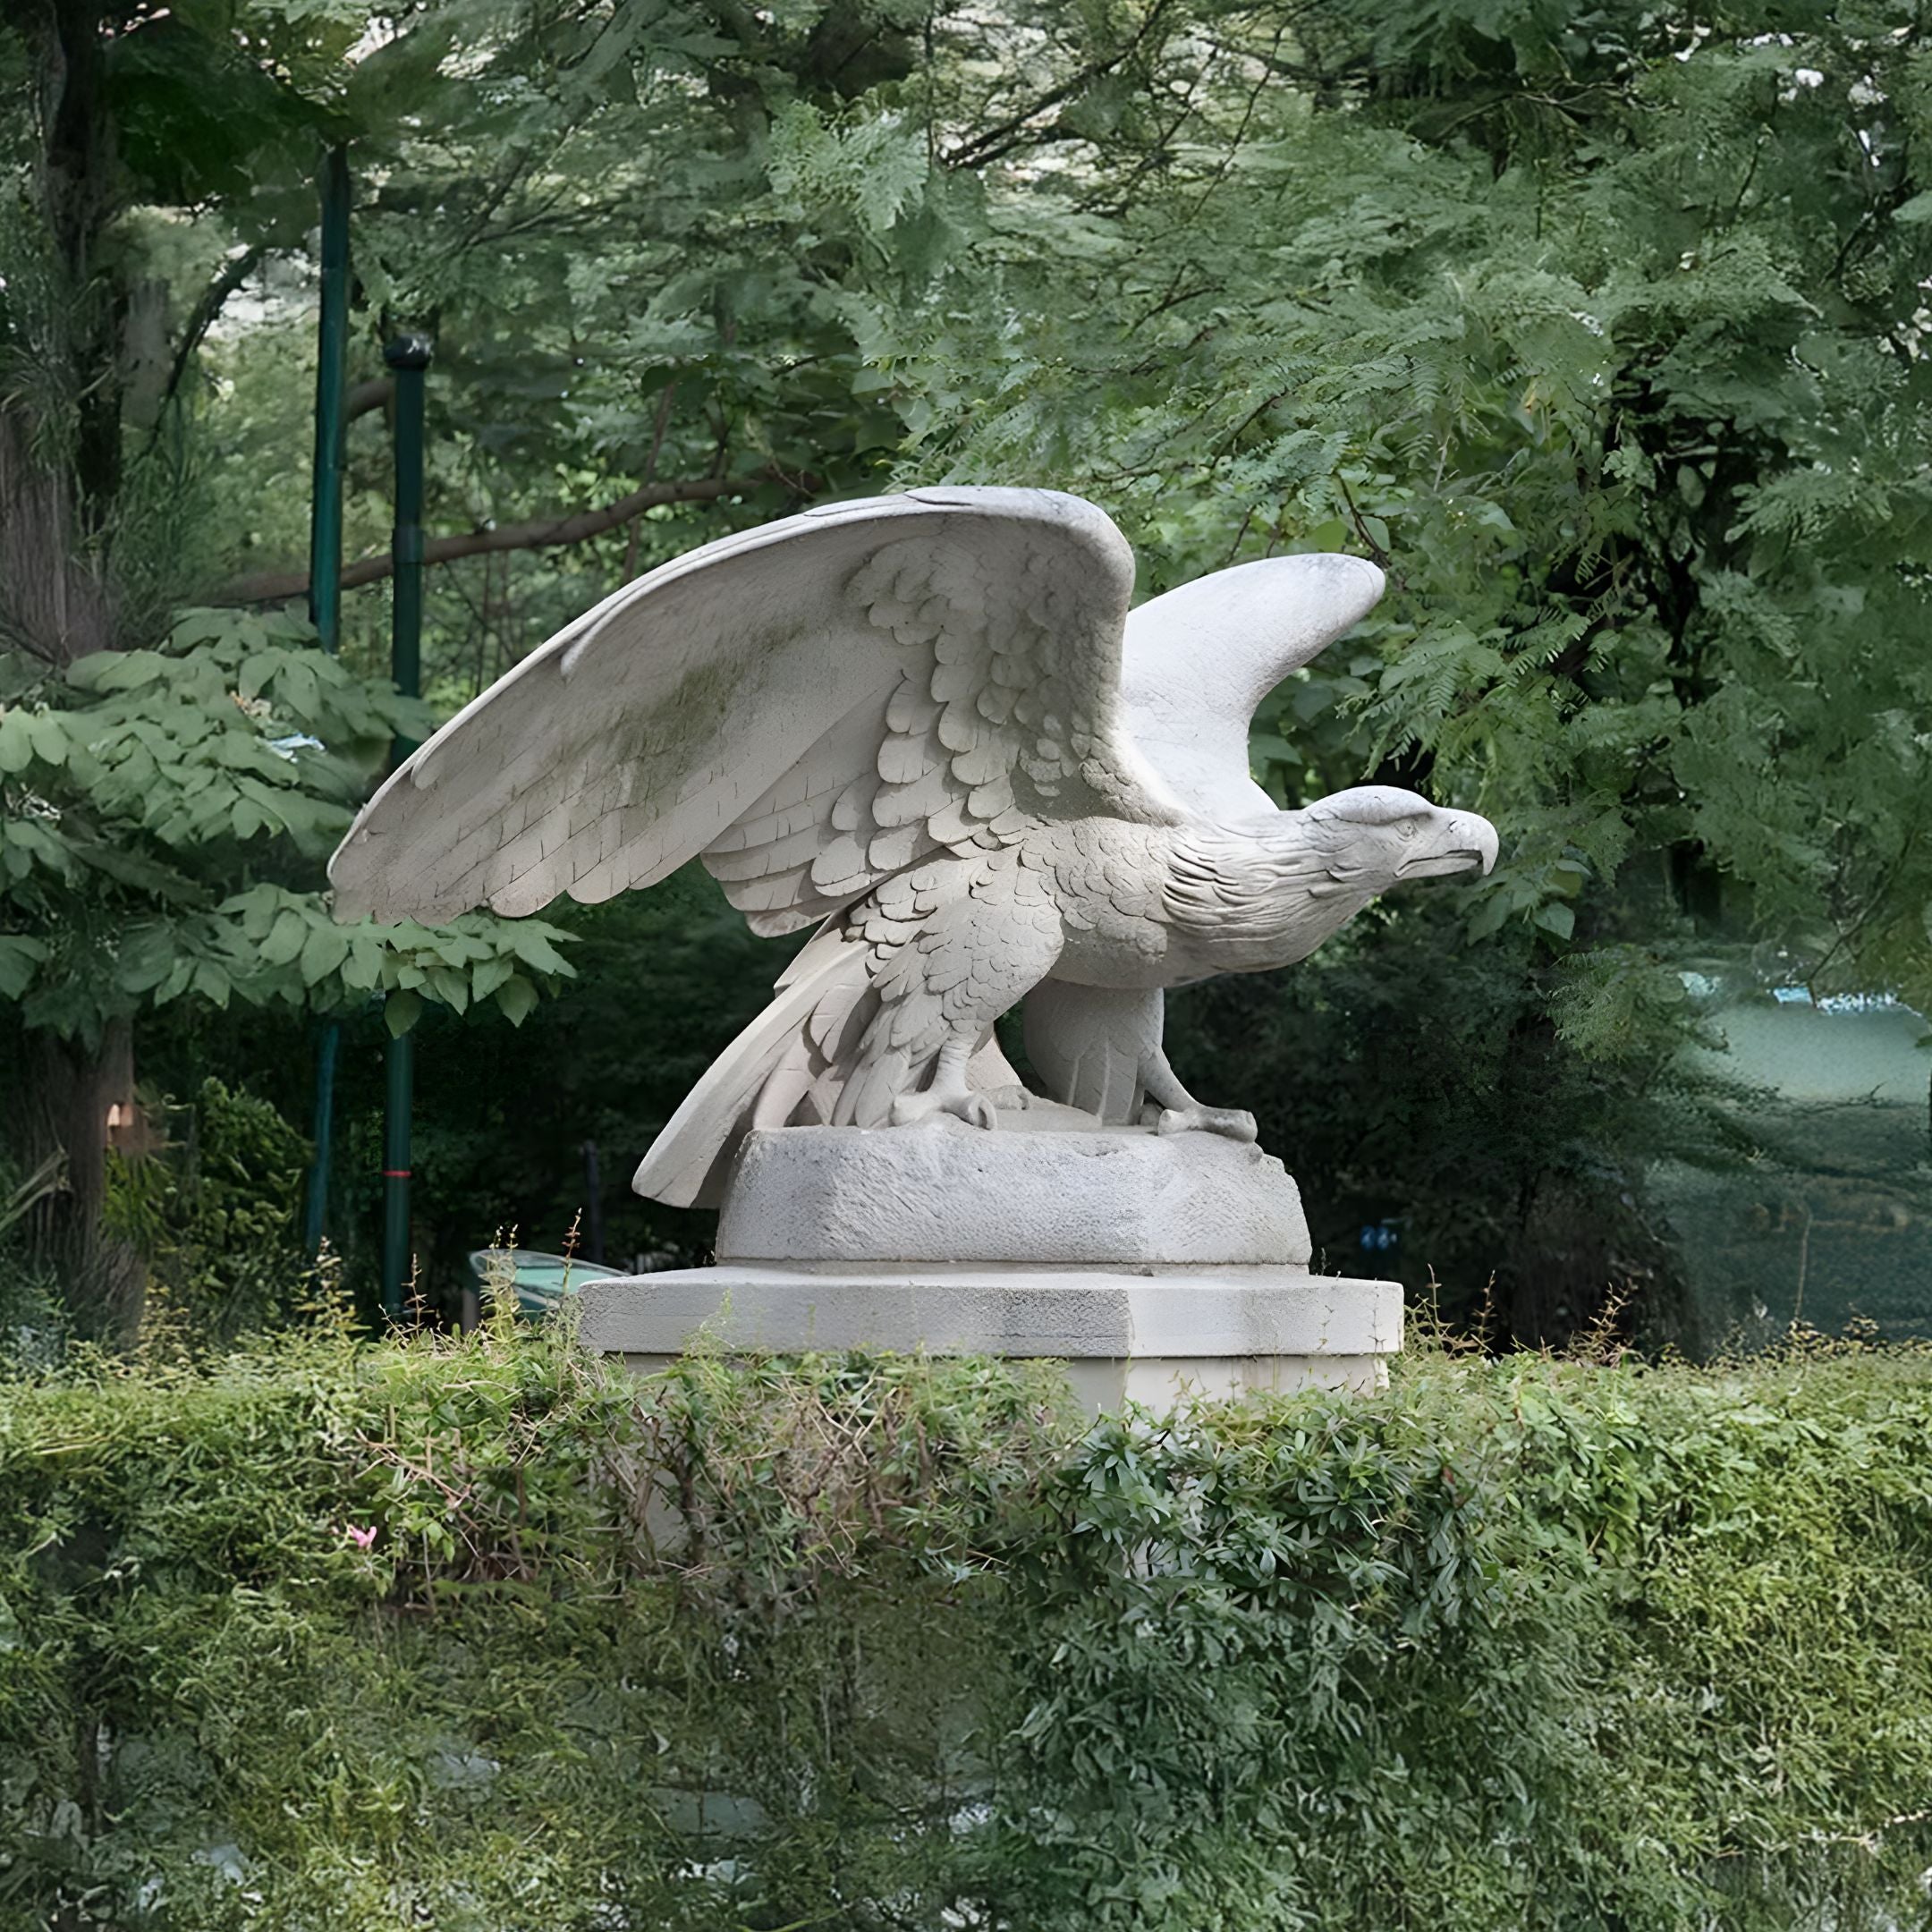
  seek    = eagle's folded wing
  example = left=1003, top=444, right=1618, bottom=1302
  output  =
left=328, top=487, right=1185, bottom=931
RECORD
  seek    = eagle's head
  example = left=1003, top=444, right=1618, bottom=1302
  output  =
left=1295, top=786, right=1498, bottom=894
left=1164, top=786, right=1499, bottom=970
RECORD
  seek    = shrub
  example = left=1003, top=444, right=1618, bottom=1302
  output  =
left=98, top=1080, right=314, bottom=1351
left=0, top=1154, right=66, bottom=1370
left=0, top=1326, right=1928, bottom=1929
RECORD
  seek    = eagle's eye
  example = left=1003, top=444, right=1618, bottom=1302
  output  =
left=1396, top=820, right=1419, bottom=841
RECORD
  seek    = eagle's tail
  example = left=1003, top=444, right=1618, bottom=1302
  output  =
left=631, top=924, right=875, bottom=1209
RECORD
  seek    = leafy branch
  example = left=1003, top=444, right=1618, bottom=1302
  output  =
left=0, top=608, right=573, bottom=1043
left=216, top=467, right=818, bottom=604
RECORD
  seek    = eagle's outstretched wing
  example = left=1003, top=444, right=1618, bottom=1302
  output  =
left=328, top=487, right=1186, bottom=930
left=1120, top=553, right=1386, bottom=822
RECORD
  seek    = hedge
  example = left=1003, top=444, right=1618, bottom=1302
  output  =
left=2, top=1313, right=1930, bottom=1930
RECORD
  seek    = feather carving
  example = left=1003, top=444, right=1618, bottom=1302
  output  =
left=328, top=487, right=1498, bottom=1208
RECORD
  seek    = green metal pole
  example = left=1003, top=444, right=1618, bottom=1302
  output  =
left=308, top=148, right=351, bottom=655
left=380, top=332, right=432, bottom=1320
left=302, top=144, right=351, bottom=1259
left=382, top=1027, right=414, bottom=1319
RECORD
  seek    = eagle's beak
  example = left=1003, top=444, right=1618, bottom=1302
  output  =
left=1397, top=811, right=1500, bottom=880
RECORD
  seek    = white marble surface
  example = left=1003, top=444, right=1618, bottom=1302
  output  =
left=716, top=1123, right=1312, bottom=1267
left=326, top=487, right=1489, bottom=1404
left=577, top=1263, right=1402, bottom=1414
left=330, top=487, right=1496, bottom=1213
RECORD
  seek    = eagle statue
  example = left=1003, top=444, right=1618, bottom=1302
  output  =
left=329, top=487, right=1498, bottom=1208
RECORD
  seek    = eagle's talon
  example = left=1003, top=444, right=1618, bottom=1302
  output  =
left=978, top=1082, right=1036, bottom=1113
left=891, top=1089, right=998, bottom=1131
left=1154, top=1104, right=1258, bottom=1142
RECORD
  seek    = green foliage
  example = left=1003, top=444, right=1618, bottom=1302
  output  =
left=98, top=0, right=1920, bottom=1338
left=0, top=607, right=575, bottom=1046
left=7, top=0, right=1931, bottom=1341
left=869, top=1, right=1932, bottom=1029
left=372, top=864, right=805, bottom=1280
left=101, top=1079, right=311, bottom=1346
left=2, top=1333, right=1930, bottom=1928
left=0, top=1156, right=67, bottom=1368
left=1158, top=896, right=1766, bottom=1341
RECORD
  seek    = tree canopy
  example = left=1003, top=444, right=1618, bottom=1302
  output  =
left=3, top=0, right=1928, bottom=1340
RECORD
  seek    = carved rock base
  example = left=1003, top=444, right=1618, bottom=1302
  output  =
left=716, top=1120, right=1314, bottom=1268
left=576, top=1260, right=1402, bottom=1413
left=580, top=1120, right=1398, bottom=1421
left=580, top=1124, right=1400, bottom=1414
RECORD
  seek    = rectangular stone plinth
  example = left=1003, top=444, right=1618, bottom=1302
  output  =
left=575, top=1263, right=1402, bottom=1413
left=716, top=1125, right=1313, bottom=1268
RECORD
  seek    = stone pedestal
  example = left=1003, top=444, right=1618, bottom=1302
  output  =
left=579, top=1123, right=1402, bottom=1413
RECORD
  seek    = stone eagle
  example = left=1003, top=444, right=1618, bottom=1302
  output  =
left=330, top=487, right=1497, bottom=1207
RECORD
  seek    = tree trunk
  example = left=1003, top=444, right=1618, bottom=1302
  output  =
left=41, top=0, right=124, bottom=539
left=0, top=3, right=152, bottom=1345
left=0, top=413, right=118, bottom=669
left=7, top=1021, right=148, bottom=1343
left=0, top=0, right=123, bottom=669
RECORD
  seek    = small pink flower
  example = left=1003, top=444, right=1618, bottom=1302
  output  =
left=343, top=1524, right=377, bottom=1550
